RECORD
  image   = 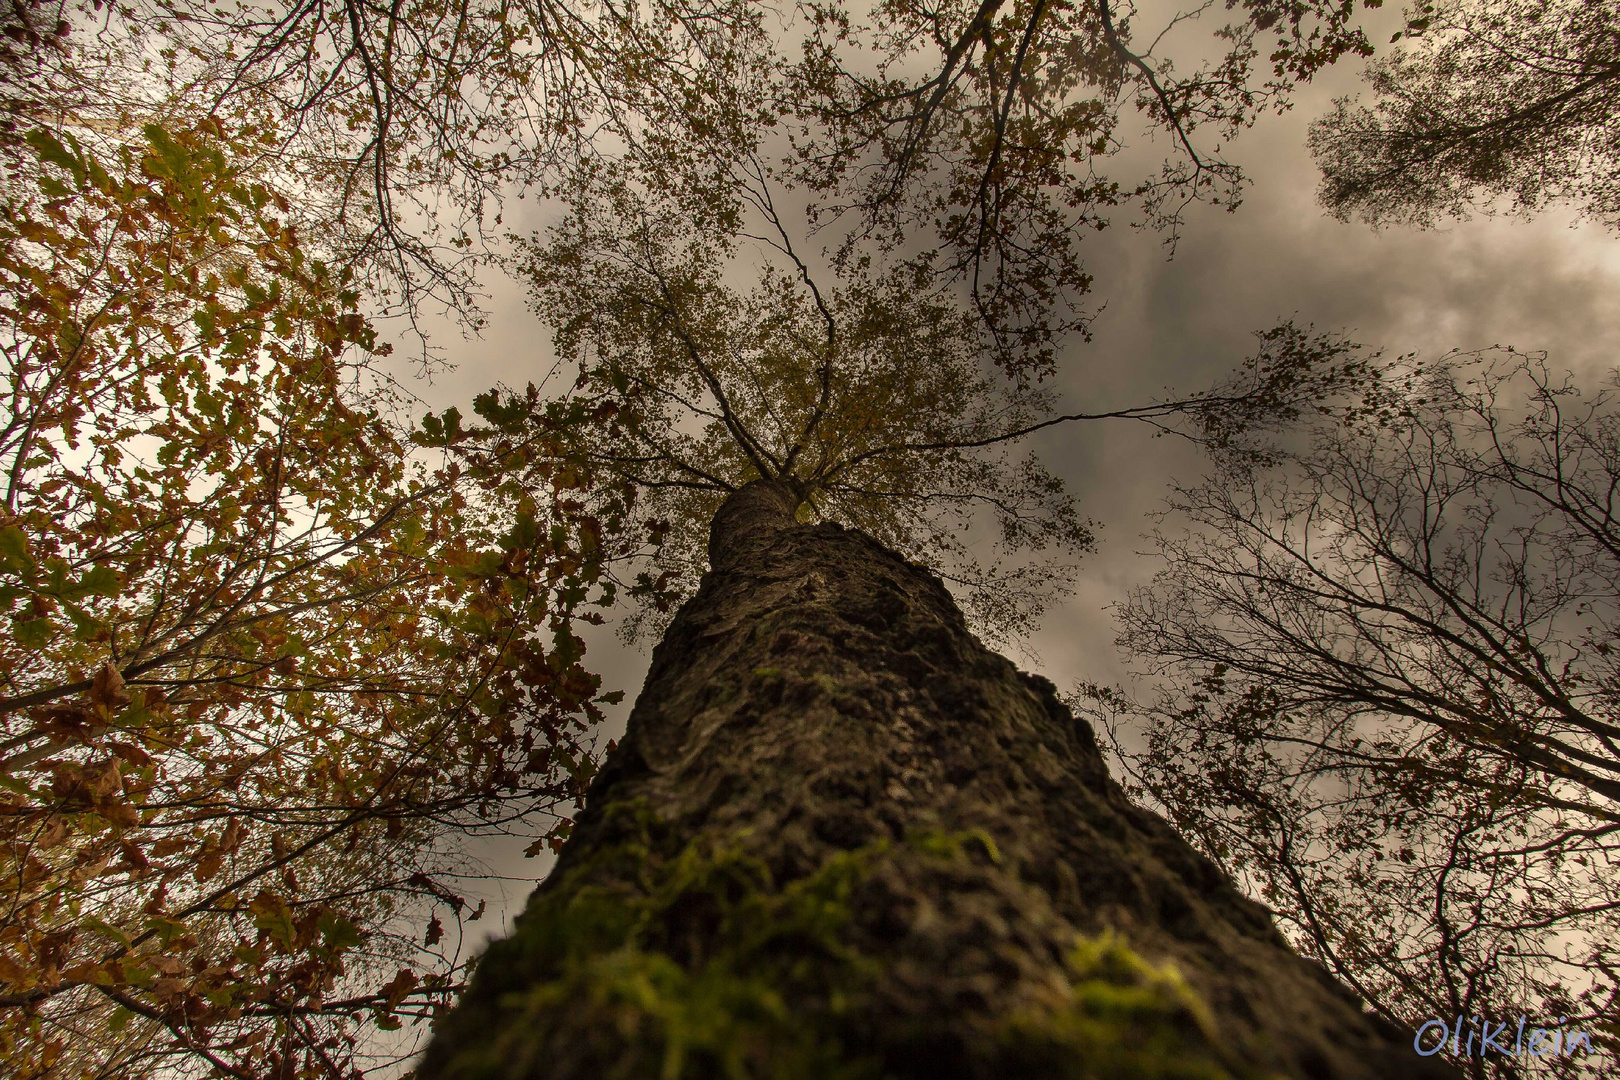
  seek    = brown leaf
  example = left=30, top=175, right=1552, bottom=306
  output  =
left=62, top=758, right=121, bottom=800
left=35, top=816, right=68, bottom=849
left=149, top=836, right=190, bottom=858
left=151, top=976, right=187, bottom=999
left=97, top=800, right=140, bottom=828
left=119, top=839, right=149, bottom=870
left=0, top=954, right=32, bottom=989
left=194, top=850, right=223, bottom=882
left=90, top=663, right=132, bottom=712
left=423, top=916, right=443, bottom=947
left=94, top=761, right=124, bottom=800
left=378, top=968, right=418, bottom=1010
left=31, top=704, right=95, bottom=738
left=106, top=740, right=152, bottom=768
left=149, top=953, right=186, bottom=976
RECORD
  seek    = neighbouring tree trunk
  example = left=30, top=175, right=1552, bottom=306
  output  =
left=420, top=481, right=1455, bottom=1080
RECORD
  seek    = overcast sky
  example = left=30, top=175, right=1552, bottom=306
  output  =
left=398, top=4, right=1620, bottom=947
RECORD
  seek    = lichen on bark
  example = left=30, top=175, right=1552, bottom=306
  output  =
left=420, top=483, right=1455, bottom=1080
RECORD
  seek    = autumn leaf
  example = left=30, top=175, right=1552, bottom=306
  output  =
left=89, top=663, right=131, bottom=712
left=378, top=968, right=419, bottom=1011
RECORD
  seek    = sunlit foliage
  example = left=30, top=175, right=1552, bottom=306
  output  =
left=0, top=0, right=1429, bottom=1072
left=0, top=119, right=626, bottom=1079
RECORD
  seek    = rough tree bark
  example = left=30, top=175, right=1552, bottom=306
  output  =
left=419, top=481, right=1454, bottom=1080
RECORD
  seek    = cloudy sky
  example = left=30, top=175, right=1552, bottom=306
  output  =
left=400, top=2, right=1620, bottom=945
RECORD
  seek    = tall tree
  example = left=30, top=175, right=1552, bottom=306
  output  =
left=408, top=127, right=1461, bottom=1071
left=1309, top=0, right=1620, bottom=232
left=417, top=479, right=1457, bottom=1080
left=1093, top=349, right=1620, bottom=1074
left=0, top=0, right=1406, bottom=1073
left=0, top=117, right=627, bottom=1079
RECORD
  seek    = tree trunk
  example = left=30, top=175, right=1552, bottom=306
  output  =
left=420, top=481, right=1454, bottom=1080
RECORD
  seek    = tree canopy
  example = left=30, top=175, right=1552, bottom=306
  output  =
left=502, top=0, right=1401, bottom=639
left=3, top=0, right=772, bottom=351
left=528, top=179, right=1096, bottom=642
left=772, top=0, right=1387, bottom=375
left=1309, top=0, right=1620, bottom=231
left=10, top=0, right=1391, bottom=372
left=519, top=169, right=1380, bottom=643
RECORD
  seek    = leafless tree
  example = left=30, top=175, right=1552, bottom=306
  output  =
left=1092, top=349, right=1620, bottom=1076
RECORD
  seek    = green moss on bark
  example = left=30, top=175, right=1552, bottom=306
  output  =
left=427, top=806, right=1251, bottom=1080
left=998, top=933, right=1255, bottom=1080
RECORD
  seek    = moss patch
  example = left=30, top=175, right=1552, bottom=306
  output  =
left=998, top=932, right=1256, bottom=1080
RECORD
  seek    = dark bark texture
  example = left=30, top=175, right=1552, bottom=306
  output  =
left=421, top=482, right=1455, bottom=1080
